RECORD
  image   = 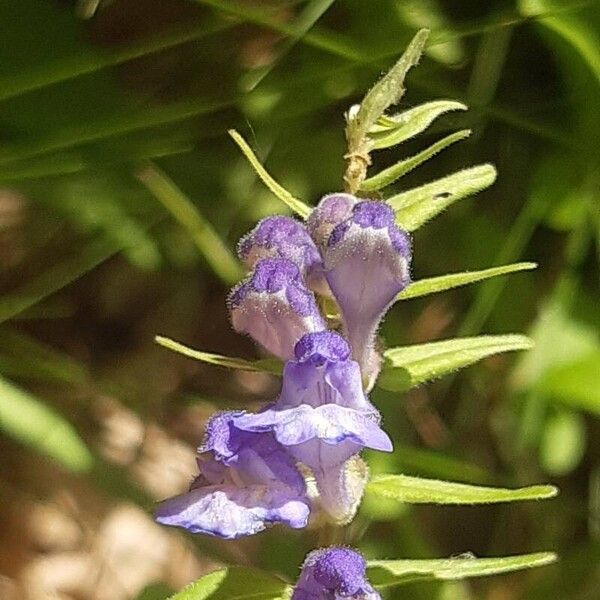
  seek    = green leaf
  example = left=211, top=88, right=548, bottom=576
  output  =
left=389, top=164, right=497, bottom=231
left=369, top=100, right=467, bottom=150
left=168, top=566, right=292, bottom=600
left=155, top=336, right=283, bottom=375
left=366, top=474, right=558, bottom=504
left=537, top=351, right=600, bottom=415
left=348, top=29, right=430, bottom=144
left=0, top=225, right=158, bottom=324
left=0, top=375, right=93, bottom=472
left=136, top=162, right=244, bottom=285
left=540, top=410, right=586, bottom=476
left=228, top=130, right=311, bottom=218
left=361, top=129, right=471, bottom=191
left=378, top=334, right=533, bottom=392
left=367, top=552, right=557, bottom=587
left=397, top=262, right=538, bottom=301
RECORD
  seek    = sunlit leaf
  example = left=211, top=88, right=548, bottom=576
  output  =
left=168, top=566, right=292, bottom=600
left=389, top=164, right=497, bottom=230
left=378, top=334, right=533, bottom=392
left=0, top=375, right=93, bottom=472
left=538, top=351, right=600, bottom=415
left=0, top=18, right=233, bottom=102
left=366, top=474, right=558, bottom=504
left=369, top=100, right=467, bottom=150
left=155, top=336, right=282, bottom=375
left=228, top=129, right=311, bottom=218
left=397, top=262, right=537, bottom=300
left=137, top=162, right=243, bottom=284
left=348, top=29, right=430, bottom=144
left=361, top=129, right=471, bottom=192
left=367, top=553, right=557, bottom=587
left=540, top=410, right=586, bottom=476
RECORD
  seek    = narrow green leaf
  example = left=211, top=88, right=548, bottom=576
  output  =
left=378, top=334, right=533, bottom=392
left=0, top=97, right=231, bottom=167
left=397, top=262, right=538, bottom=300
left=366, top=474, right=558, bottom=504
left=0, top=376, right=93, bottom=472
left=137, top=162, right=243, bottom=285
left=367, top=552, right=557, bottom=587
left=369, top=100, right=467, bottom=150
left=0, top=19, right=233, bottom=103
left=389, top=164, right=497, bottom=230
left=168, top=566, right=292, bottom=600
left=155, top=336, right=282, bottom=375
left=361, top=129, right=471, bottom=192
left=0, top=226, right=158, bottom=324
left=228, top=130, right=311, bottom=218
left=348, top=29, right=430, bottom=144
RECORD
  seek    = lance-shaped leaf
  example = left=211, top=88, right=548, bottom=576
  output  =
left=366, top=474, right=558, bottom=504
left=397, top=262, right=537, bottom=301
left=228, top=129, right=311, bottom=218
left=367, top=552, right=557, bottom=588
left=347, top=29, right=430, bottom=145
left=389, top=164, right=497, bottom=231
left=377, top=334, right=533, bottom=392
left=361, top=129, right=471, bottom=192
left=368, top=100, right=467, bottom=150
left=168, top=566, right=292, bottom=600
left=155, top=336, right=282, bottom=375
left=0, top=376, right=93, bottom=472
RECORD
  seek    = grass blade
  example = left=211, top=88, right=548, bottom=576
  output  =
left=137, top=162, right=243, bottom=285
left=0, top=375, right=93, bottom=472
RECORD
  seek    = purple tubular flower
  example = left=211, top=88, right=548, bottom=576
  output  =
left=306, top=193, right=358, bottom=249
left=229, top=257, right=325, bottom=360
left=322, top=200, right=411, bottom=388
left=155, top=412, right=310, bottom=539
left=238, top=216, right=324, bottom=289
left=292, top=547, right=381, bottom=600
left=234, top=332, right=392, bottom=523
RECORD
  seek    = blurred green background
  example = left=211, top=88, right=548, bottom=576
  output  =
left=0, top=1, right=598, bottom=598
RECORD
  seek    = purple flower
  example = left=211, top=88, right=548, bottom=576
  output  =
left=292, top=547, right=381, bottom=600
left=322, top=200, right=411, bottom=388
left=229, top=258, right=325, bottom=360
left=154, top=412, right=310, bottom=539
left=234, top=332, right=392, bottom=523
left=238, top=216, right=325, bottom=292
left=307, top=193, right=357, bottom=250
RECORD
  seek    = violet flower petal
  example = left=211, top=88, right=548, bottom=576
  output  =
left=323, top=201, right=411, bottom=387
left=229, top=258, right=325, bottom=360
left=155, top=482, right=309, bottom=539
